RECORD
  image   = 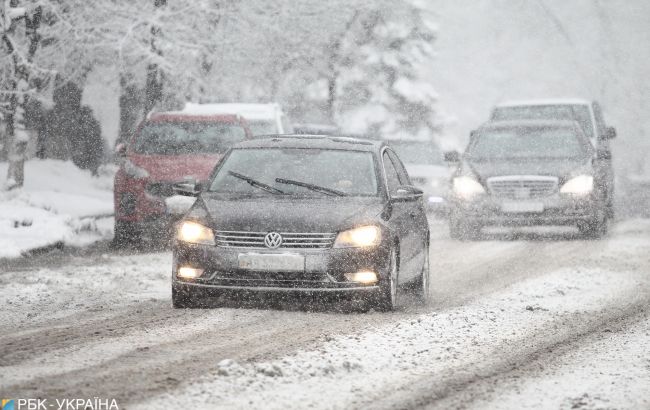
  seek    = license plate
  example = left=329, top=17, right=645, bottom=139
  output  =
left=238, top=253, right=305, bottom=272
left=502, top=201, right=544, bottom=213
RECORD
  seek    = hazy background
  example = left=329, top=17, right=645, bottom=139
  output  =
left=427, top=0, right=650, bottom=176
left=83, top=1, right=650, bottom=175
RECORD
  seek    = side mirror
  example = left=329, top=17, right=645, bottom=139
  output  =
left=115, top=143, right=127, bottom=157
left=444, top=151, right=460, bottom=163
left=604, top=126, right=617, bottom=140
left=596, top=149, right=612, bottom=160
left=391, top=185, right=423, bottom=202
left=173, top=181, right=202, bottom=197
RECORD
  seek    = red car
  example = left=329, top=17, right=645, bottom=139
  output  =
left=113, top=112, right=252, bottom=245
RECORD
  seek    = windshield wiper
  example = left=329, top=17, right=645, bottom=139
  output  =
left=275, top=178, right=347, bottom=197
left=228, top=171, right=285, bottom=195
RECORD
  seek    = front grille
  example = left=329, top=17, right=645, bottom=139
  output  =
left=215, top=231, right=336, bottom=249
left=487, top=176, right=558, bottom=199
left=146, top=182, right=176, bottom=198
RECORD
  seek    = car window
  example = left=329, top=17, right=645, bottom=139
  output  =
left=469, top=127, right=590, bottom=160
left=387, top=150, right=412, bottom=185
left=210, top=148, right=379, bottom=196
left=492, top=105, right=594, bottom=139
left=133, top=121, right=247, bottom=155
left=382, top=151, right=402, bottom=193
left=592, top=102, right=606, bottom=137
left=247, top=120, right=278, bottom=135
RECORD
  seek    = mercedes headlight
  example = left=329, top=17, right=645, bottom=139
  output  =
left=452, top=176, right=485, bottom=200
left=334, top=225, right=380, bottom=248
left=177, top=221, right=215, bottom=245
left=560, top=175, right=593, bottom=196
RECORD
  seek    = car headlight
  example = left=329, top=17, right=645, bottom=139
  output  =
left=560, top=175, right=593, bottom=196
left=177, top=221, right=215, bottom=245
left=452, top=176, right=485, bottom=200
left=122, top=159, right=150, bottom=179
left=334, top=225, right=380, bottom=248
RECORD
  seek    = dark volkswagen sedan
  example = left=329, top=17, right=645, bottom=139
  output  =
left=446, top=120, right=610, bottom=239
left=171, top=136, right=430, bottom=310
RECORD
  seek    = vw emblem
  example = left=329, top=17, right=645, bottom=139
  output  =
left=264, top=232, right=283, bottom=249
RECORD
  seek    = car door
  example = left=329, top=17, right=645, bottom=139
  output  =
left=592, top=102, right=614, bottom=206
left=387, top=149, right=427, bottom=280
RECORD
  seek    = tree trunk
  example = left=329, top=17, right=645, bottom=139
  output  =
left=143, top=0, right=166, bottom=115
left=3, top=3, right=42, bottom=189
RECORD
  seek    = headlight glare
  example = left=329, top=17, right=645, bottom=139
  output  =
left=177, top=221, right=215, bottom=245
left=560, top=175, right=593, bottom=195
left=334, top=225, right=380, bottom=248
left=453, top=176, right=485, bottom=199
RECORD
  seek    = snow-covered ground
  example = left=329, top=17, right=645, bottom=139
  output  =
left=1, top=219, right=649, bottom=409
left=0, top=160, right=115, bottom=258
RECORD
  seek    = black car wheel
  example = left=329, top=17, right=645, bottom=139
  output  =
left=413, top=243, right=430, bottom=305
left=172, top=283, right=203, bottom=308
left=374, top=247, right=398, bottom=311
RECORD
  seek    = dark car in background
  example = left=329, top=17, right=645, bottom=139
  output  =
left=491, top=99, right=616, bottom=217
left=172, top=136, right=430, bottom=311
left=446, top=120, right=610, bottom=239
left=113, top=112, right=253, bottom=245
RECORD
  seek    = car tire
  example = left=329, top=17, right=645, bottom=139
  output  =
left=449, top=217, right=481, bottom=241
left=413, top=243, right=430, bottom=305
left=112, top=220, right=141, bottom=248
left=172, top=283, right=203, bottom=309
left=374, top=247, right=398, bottom=311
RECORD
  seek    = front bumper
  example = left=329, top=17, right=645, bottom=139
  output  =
left=172, top=242, right=389, bottom=293
left=449, top=194, right=600, bottom=226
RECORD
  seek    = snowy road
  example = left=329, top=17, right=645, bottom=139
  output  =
left=1, top=219, right=649, bottom=409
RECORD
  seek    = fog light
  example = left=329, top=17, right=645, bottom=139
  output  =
left=177, top=267, right=204, bottom=279
left=344, top=271, right=378, bottom=284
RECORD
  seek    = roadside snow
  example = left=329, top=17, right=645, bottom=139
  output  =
left=135, top=267, right=649, bottom=410
left=0, top=160, right=115, bottom=258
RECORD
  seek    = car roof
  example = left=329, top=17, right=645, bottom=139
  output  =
left=231, top=135, right=382, bottom=151
left=479, top=119, right=581, bottom=130
left=147, top=112, right=241, bottom=123
left=182, top=103, right=282, bottom=120
left=494, top=98, right=591, bottom=108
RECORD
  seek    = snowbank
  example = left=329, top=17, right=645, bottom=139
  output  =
left=0, top=159, right=115, bottom=258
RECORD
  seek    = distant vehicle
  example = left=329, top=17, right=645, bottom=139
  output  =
left=113, top=112, right=253, bottom=245
left=171, top=135, right=430, bottom=311
left=182, top=103, right=293, bottom=135
left=293, top=123, right=340, bottom=136
left=445, top=120, right=611, bottom=239
left=383, top=138, right=450, bottom=214
left=490, top=99, right=616, bottom=216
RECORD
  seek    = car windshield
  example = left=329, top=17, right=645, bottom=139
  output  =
left=133, top=121, right=247, bottom=155
left=492, top=105, right=594, bottom=139
left=209, top=148, right=378, bottom=196
left=469, top=127, right=589, bottom=160
left=386, top=140, right=443, bottom=165
left=247, top=120, right=278, bottom=135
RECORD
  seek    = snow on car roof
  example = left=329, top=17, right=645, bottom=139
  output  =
left=495, top=98, right=591, bottom=108
left=182, top=103, right=282, bottom=120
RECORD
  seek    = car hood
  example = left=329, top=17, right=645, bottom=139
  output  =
left=464, top=157, right=591, bottom=181
left=198, top=195, right=385, bottom=232
left=129, top=153, right=221, bottom=182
